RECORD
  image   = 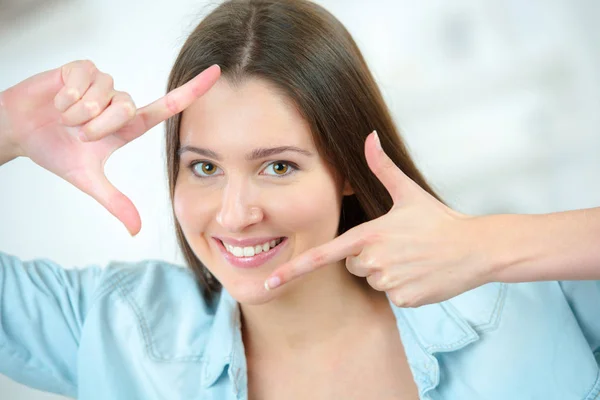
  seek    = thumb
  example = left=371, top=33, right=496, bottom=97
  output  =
left=364, top=130, right=419, bottom=205
left=70, top=168, right=142, bottom=236
left=10, top=67, right=64, bottom=109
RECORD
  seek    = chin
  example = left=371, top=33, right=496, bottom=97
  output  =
left=221, top=279, right=278, bottom=305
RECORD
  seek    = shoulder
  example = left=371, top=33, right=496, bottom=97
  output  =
left=96, top=259, right=210, bottom=308
left=89, top=259, right=221, bottom=361
left=421, top=282, right=600, bottom=399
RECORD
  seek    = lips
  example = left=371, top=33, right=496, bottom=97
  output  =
left=214, top=237, right=288, bottom=269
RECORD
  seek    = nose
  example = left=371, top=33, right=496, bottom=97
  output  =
left=216, top=179, right=264, bottom=232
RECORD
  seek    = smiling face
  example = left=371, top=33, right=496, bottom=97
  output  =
left=174, top=78, right=352, bottom=305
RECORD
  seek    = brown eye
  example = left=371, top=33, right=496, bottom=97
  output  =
left=202, top=163, right=216, bottom=174
left=192, top=162, right=220, bottom=177
left=272, top=162, right=289, bottom=175
left=263, top=161, right=297, bottom=177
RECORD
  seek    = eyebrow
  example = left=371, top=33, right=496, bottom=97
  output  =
left=177, top=145, right=314, bottom=160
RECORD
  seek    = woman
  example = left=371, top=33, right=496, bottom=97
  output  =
left=1, top=0, right=599, bottom=399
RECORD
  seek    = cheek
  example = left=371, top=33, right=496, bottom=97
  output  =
left=267, top=173, right=342, bottom=240
left=173, top=183, right=213, bottom=232
left=173, top=185, right=190, bottom=229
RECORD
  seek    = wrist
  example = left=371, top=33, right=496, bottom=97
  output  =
left=482, top=213, right=579, bottom=283
left=0, top=89, right=23, bottom=160
left=473, top=214, right=537, bottom=283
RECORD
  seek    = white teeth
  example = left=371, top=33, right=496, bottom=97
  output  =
left=223, top=238, right=283, bottom=258
left=232, top=246, right=243, bottom=257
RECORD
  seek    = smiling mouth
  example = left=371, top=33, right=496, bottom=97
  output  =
left=219, top=237, right=286, bottom=258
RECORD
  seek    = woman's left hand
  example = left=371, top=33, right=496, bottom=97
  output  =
left=265, top=131, right=496, bottom=308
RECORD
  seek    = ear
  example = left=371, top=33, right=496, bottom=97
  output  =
left=342, top=180, right=354, bottom=196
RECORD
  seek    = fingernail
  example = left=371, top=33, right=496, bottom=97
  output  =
left=373, top=130, right=382, bottom=151
left=77, top=129, right=88, bottom=142
left=265, top=276, right=281, bottom=291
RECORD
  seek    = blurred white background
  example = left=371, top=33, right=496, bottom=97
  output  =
left=1, top=0, right=599, bottom=398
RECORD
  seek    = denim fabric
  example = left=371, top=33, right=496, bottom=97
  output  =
left=1, top=252, right=599, bottom=399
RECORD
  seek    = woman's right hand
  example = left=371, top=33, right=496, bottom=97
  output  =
left=0, top=60, right=221, bottom=236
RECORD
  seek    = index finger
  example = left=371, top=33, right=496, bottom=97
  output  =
left=132, top=64, right=221, bottom=136
left=265, top=225, right=365, bottom=290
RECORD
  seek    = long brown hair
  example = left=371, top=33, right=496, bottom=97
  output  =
left=166, top=0, right=442, bottom=301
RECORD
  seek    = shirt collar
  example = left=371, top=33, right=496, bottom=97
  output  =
left=397, top=300, right=479, bottom=352
left=388, top=296, right=480, bottom=398
left=200, top=289, right=241, bottom=388
left=198, top=289, right=482, bottom=394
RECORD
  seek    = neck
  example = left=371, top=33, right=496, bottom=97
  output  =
left=240, top=262, right=390, bottom=357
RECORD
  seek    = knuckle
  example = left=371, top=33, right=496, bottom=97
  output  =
left=366, top=275, right=377, bottom=289
left=80, top=59, right=96, bottom=71
left=381, top=157, right=397, bottom=173
left=346, top=256, right=361, bottom=271
left=367, top=272, right=388, bottom=291
left=84, top=101, right=101, bottom=117
left=164, top=93, right=179, bottom=114
left=119, top=100, right=136, bottom=118
left=390, top=292, right=406, bottom=308
left=390, top=290, right=419, bottom=308
left=361, top=254, right=379, bottom=269
left=103, top=73, right=115, bottom=88
left=65, top=87, right=81, bottom=102
left=123, top=102, right=136, bottom=118
left=348, top=263, right=368, bottom=278
left=344, top=257, right=354, bottom=270
left=308, top=250, right=326, bottom=265
left=114, top=92, right=136, bottom=118
left=377, top=273, right=391, bottom=289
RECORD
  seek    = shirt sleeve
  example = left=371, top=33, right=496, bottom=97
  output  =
left=559, top=280, right=600, bottom=358
left=0, top=251, right=110, bottom=397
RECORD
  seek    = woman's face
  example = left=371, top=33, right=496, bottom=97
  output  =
left=174, top=78, right=350, bottom=305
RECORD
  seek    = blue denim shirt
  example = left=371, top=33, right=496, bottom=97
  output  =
left=1, top=251, right=599, bottom=399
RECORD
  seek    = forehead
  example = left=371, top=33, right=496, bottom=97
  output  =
left=179, top=77, right=314, bottom=149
